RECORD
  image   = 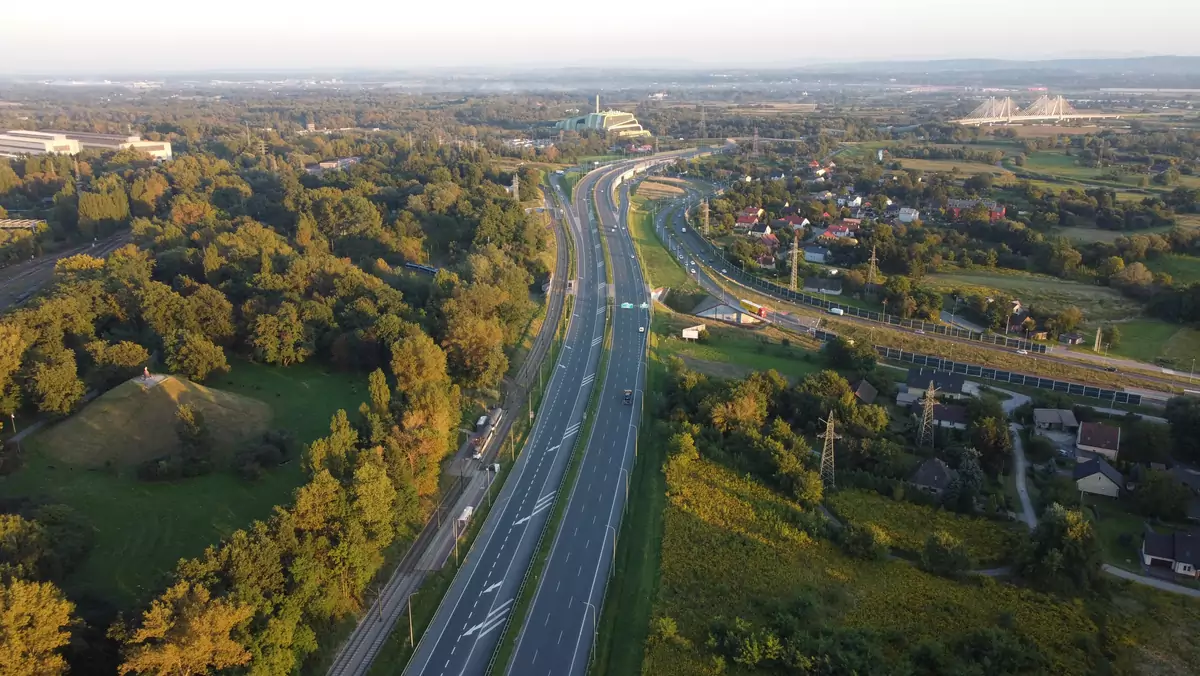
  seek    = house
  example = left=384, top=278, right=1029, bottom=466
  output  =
left=691, top=296, right=763, bottom=325
left=1074, top=458, right=1123, bottom=498
left=898, top=207, right=921, bottom=223
left=1142, top=528, right=1200, bottom=578
left=818, top=225, right=854, bottom=241
left=747, top=222, right=773, bottom=239
left=1034, top=408, right=1080, bottom=432
left=304, top=156, right=361, bottom=175
left=774, top=215, right=810, bottom=230
left=739, top=206, right=765, bottom=220
left=734, top=214, right=759, bottom=231
left=804, top=246, right=831, bottom=264
left=853, top=380, right=878, bottom=405
left=905, top=368, right=975, bottom=399
left=1060, top=332, right=1084, bottom=345
left=803, top=277, right=843, bottom=295
left=911, top=458, right=958, bottom=495
left=755, top=254, right=777, bottom=270
left=839, top=218, right=863, bottom=231
left=1077, top=421, right=1121, bottom=460
left=837, top=195, right=863, bottom=208
left=947, top=198, right=1006, bottom=222
left=760, top=232, right=780, bottom=250
left=930, top=404, right=969, bottom=430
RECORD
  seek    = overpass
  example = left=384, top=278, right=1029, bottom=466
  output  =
left=953, top=95, right=1121, bottom=126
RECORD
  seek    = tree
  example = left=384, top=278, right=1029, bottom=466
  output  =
left=390, top=328, right=448, bottom=395
left=441, top=313, right=507, bottom=391
left=85, top=340, right=149, bottom=388
left=187, top=285, right=235, bottom=346
left=1017, top=503, right=1101, bottom=593
left=28, top=351, right=85, bottom=415
left=822, top=336, right=877, bottom=373
left=0, top=323, right=29, bottom=415
left=920, top=531, right=974, bottom=578
left=1165, top=396, right=1200, bottom=462
left=368, top=368, right=391, bottom=416
left=0, top=578, right=75, bottom=676
left=1101, top=325, right=1122, bottom=350
left=165, top=332, right=228, bottom=382
left=840, top=524, right=889, bottom=561
left=1133, top=470, right=1190, bottom=521
left=252, top=303, right=312, bottom=366
left=118, top=581, right=253, bottom=676
left=1054, top=307, right=1084, bottom=335
left=1124, top=420, right=1171, bottom=465
left=970, top=417, right=1012, bottom=477
left=175, top=404, right=213, bottom=473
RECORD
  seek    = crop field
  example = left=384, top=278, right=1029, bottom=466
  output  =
left=635, top=179, right=686, bottom=200
left=827, top=489, right=1019, bottom=565
left=2, top=361, right=366, bottom=609
left=643, top=458, right=1117, bottom=676
left=925, top=269, right=1142, bottom=323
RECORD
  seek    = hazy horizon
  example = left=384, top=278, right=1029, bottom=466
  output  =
left=3, top=0, right=1199, bottom=75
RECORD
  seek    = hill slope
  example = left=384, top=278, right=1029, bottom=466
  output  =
left=38, top=375, right=272, bottom=467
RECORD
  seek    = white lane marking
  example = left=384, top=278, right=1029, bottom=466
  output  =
left=483, top=581, right=502, bottom=594
left=514, top=501, right=553, bottom=526
left=537, top=492, right=556, bottom=507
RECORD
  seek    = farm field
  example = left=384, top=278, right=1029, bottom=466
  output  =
left=636, top=178, right=686, bottom=200
left=897, top=157, right=1014, bottom=180
left=1108, top=319, right=1200, bottom=368
left=1056, top=224, right=1182, bottom=244
left=638, top=456, right=1200, bottom=676
left=0, top=361, right=365, bottom=608
left=1146, top=254, right=1200, bottom=285
left=925, top=268, right=1142, bottom=323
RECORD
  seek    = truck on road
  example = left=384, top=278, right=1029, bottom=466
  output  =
left=739, top=299, right=769, bottom=318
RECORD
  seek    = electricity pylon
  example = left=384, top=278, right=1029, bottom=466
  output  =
left=819, top=414, right=841, bottom=489
left=790, top=229, right=800, bottom=292
left=919, top=381, right=939, bottom=449
left=866, top=244, right=879, bottom=291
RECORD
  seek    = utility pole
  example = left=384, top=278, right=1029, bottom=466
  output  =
left=1094, top=327, right=1102, bottom=353
left=408, top=594, right=415, bottom=646
left=919, top=381, right=939, bottom=449
left=818, top=414, right=840, bottom=489
left=699, top=106, right=706, bottom=140
left=790, top=229, right=800, bottom=292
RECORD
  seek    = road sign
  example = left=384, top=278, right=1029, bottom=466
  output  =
left=620, top=302, right=634, bottom=309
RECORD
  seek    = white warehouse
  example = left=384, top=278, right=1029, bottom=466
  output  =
left=0, top=131, right=80, bottom=157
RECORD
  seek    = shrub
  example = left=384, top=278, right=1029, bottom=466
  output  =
left=920, top=531, right=974, bottom=578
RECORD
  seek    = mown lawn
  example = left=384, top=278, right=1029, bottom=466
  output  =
left=655, top=330, right=823, bottom=383
left=628, top=194, right=694, bottom=291
left=0, top=360, right=365, bottom=609
left=1109, top=319, right=1200, bottom=369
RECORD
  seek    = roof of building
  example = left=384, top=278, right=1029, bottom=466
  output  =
left=911, top=458, right=957, bottom=491
left=749, top=222, right=771, bottom=234
left=1033, top=408, right=1079, bottom=428
left=1144, top=528, right=1200, bottom=567
left=947, top=198, right=999, bottom=210
left=1078, top=421, right=1121, bottom=452
left=777, top=215, right=809, bottom=226
left=933, top=404, right=969, bottom=425
left=1074, top=457, right=1124, bottom=487
left=804, top=246, right=831, bottom=256
left=760, top=233, right=780, bottom=248
left=735, top=214, right=759, bottom=225
left=690, top=296, right=725, bottom=315
left=803, top=277, right=843, bottom=293
left=906, top=368, right=965, bottom=393
left=853, top=380, right=878, bottom=405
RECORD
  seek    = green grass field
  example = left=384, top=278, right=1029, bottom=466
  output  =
left=1107, top=319, right=1200, bottom=369
left=0, top=361, right=365, bottom=609
left=897, top=157, right=1013, bottom=180
left=1147, top=254, right=1200, bottom=285
left=629, top=194, right=694, bottom=291
left=925, top=268, right=1142, bottom=323
left=655, top=327, right=823, bottom=383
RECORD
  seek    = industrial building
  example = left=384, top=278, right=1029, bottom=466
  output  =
left=46, top=130, right=173, bottom=160
left=0, top=131, right=80, bottom=157
left=555, top=96, right=650, bottom=138
left=0, top=130, right=172, bottom=160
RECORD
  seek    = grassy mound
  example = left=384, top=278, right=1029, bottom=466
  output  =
left=39, top=375, right=272, bottom=467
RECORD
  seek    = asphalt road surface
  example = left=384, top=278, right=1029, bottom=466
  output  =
left=402, top=167, right=615, bottom=676
left=504, top=166, right=653, bottom=675
left=0, top=232, right=130, bottom=312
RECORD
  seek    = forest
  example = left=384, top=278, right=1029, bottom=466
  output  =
left=0, top=119, right=554, bottom=674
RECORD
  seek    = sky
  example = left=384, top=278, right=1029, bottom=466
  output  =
left=2, top=0, right=1198, bottom=75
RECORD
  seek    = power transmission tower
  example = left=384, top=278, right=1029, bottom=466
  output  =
left=790, top=229, right=800, bottom=292
left=699, top=106, right=706, bottom=140
left=701, top=199, right=709, bottom=236
left=752, top=127, right=760, bottom=156
left=918, top=381, right=939, bottom=449
left=819, top=414, right=841, bottom=489
left=866, top=244, right=879, bottom=291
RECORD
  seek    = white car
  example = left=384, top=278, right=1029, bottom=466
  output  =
left=721, top=268, right=728, bottom=273
left=682, top=227, right=687, bottom=233
left=639, top=327, right=645, bottom=333
left=1017, top=349, right=1029, bottom=355
left=472, top=450, right=483, bottom=460
left=630, top=254, right=635, bottom=259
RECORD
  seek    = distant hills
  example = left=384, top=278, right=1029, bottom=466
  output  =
left=799, top=56, right=1200, bottom=76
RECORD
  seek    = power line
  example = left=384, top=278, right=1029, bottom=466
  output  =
left=819, top=414, right=841, bottom=489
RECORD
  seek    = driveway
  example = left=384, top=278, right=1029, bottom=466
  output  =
left=1103, top=565, right=1200, bottom=598
left=989, top=387, right=1038, bottom=530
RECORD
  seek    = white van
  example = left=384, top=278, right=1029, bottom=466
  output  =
left=828, top=308, right=845, bottom=316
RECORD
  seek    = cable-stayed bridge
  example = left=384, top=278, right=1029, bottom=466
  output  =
left=953, top=95, right=1122, bottom=125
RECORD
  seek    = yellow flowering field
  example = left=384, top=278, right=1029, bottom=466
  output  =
left=826, top=489, right=1020, bottom=564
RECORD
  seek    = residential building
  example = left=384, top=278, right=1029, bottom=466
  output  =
left=1060, top=332, right=1084, bottom=345
left=818, top=225, right=853, bottom=240
left=837, top=195, right=862, bottom=208
left=1142, top=528, right=1200, bottom=578
left=898, top=207, right=921, bottom=223
left=739, top=206, right=765, bottom=219
left=853, top=380, right=878, bottom=405
left=803, top=277, right=843, bottom=295
left=691, top=296, right=763, bottom=325
left=0, top=130, right=80, bottom=157
left=929, top=404, right=969, bottom=430
left=946, top=198, right=1006, bottom=222
left=734, top=214, right=760, bottom=231
left=774, top=215, right=810, bottom=230
left=755, top=254, right=777, bottom=270
left=911, top=458, right=957, bottom=495
left=840, top=218, right=863, bottom=231
left=905, top=368, right=976, bottom=399
left=803, top=246, right=831, bottom=264
left=1074, top=458, right=1123, bottom=498
left=1033, top=408, right=1079, bottom=432
left=1077, top=421, right=1121, bottom=460
left=760, top=232, right=780, bottom=251
left=43, top=130, right=172, bottom=159
left=747, top=222, right=773, bottom=239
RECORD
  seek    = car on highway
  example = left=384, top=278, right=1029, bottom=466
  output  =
left=721, top=268, right=728, bottom=273
left=828, top=307, right=845, bottom=316
left=682, top=227, right=687, bottom=232
left=639, top=326, right=645, bottom=333
left=623, top=389, right=632, bottom=405
left=1016, top=349, right=1029, bottom=355
left=914, top=329, right=925, bottom=335
left=630, top=254, right=635, bottom=259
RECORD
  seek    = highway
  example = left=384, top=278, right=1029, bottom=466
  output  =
left=402, top=167, right=614, bottom=676
left=0, top=232, right=130, bottom=311
left=505, top=160, right=651, bottom=675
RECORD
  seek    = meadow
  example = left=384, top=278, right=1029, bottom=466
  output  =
left=1108, top=319, right=1200, bottom=368
left=897, top=157, right=1014, bottom=181
left=925, top=268, right=1142, bottom=323
left=0, top=361, right=366, bottom=609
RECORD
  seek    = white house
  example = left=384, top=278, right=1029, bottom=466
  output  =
left=1143, top=529, right=1200, bottom=578
left=804, top=246, right=830, bottom=264
left=1074, top=458, right=1122, bottom=498
left=898, top=207, right=921, bottom=223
